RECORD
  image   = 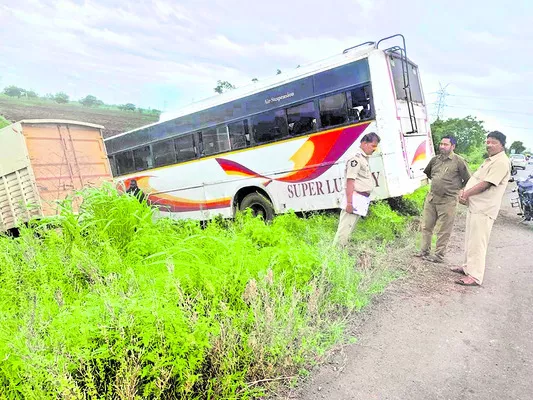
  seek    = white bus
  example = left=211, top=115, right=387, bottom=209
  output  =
left=105, top=34, right=433, bottom=221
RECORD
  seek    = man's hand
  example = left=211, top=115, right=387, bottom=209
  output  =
left=346, top=203, right=354, bottom=214
left=459, top=189, right=468, bottom=205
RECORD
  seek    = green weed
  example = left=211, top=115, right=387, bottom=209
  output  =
left=0, top=185, right=426, bottom=398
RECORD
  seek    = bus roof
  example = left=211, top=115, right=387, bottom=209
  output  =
left=106, top=42, right=381, bottom=142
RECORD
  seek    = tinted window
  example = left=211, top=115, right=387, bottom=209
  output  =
left=287, top=102, right=317, bottom=136
left=313, top=60, right=370, bottom=94
left=133, top=146, right=152, bottom=171
left=115, top=151, right=134, bottom=175
left=202, top=126, right=230, bottom=156
left=152, top=140, right=177, bottom=167
left=252, top=109, right=288, bottom=144
left=109, top=156, right=118, bottom=177
left=390, top=57, right=424, bottom=103
left=175, top=134, right=196, bottom=162
left=347, top=85, right=373, bottom=121
left=319, top=93, right=348, bottom=128
left=228, top=120, right=250, bottom=150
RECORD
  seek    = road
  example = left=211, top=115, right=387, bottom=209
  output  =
left=295, top=164, right=533, bottom=400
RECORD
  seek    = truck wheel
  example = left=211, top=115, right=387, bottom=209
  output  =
left=239, top=193, right=274, bottom=221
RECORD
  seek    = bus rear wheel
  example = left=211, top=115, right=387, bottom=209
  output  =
left=239, top=193, right=274, bottom=221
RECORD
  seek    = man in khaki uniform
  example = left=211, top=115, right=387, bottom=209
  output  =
left=415, top=136, right=471, bottom=263
left=452, top=131, right=511, bottom=286
left=333, top=132, right=380, bottom=247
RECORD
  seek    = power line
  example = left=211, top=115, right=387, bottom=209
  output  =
left=443, top=104, right=533, bottom=117
left=427, top=92, right=533, bottom=102
left=447, top=94, right=533, bottom=102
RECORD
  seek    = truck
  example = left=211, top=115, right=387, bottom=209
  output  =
left=0, top=119, right=112, bottom=231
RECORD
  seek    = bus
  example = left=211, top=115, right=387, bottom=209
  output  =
left=105, top=34, right=433, bottom=221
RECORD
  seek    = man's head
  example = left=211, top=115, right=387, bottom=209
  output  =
left=360, top=132, right=381, bottom=156
left=486, top=131, right=506, bottom=157
left=129, top=179, right=138, bottom=189
left=439, top=135, right=457, bottom=156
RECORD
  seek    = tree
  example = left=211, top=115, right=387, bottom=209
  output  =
left=79, top=94, right=100, bottom=107
left=430, top=116, right=487, bottom=154
left=252, top=78, right=258, bottom=82
left=276, top=69, right=282, bottom=75
left=25, top=90, right=38, bottom=98
left=54, top=92, right=70, bottom=104
left=509, top=141, right=526, bottom=154
left=118, top=103, right=136, bottom=111
left=214, top=80, right=236, bottom=94
left=3, top=85, right=25, bottom=97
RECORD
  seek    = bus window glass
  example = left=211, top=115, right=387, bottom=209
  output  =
left=348, top=85, right=373, bottom=121
left=115, top=151, right=134, bottom=175
left=202, top=126, right=230, bottom=156
left=252, top=109, right=288, bottom=143
left=319, top=93, right=348, bottom=127
left=175, top=134, right=197, bottom=162
left=228, top=120, right=250, bottom=150
left=109, top=156, right=118, bottom=176
left=287, top=102, right=317, bottom=136
left=133, top=146, right=152, bottom=171
left=152, top=140, right=177, bottom=167
left=390, top=57, right=424, bottom=103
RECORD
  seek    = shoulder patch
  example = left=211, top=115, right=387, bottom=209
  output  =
left=350, top=160, right=358, bottom=168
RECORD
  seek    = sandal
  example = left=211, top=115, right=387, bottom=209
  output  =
left=455, top=276, right=479, bottom=286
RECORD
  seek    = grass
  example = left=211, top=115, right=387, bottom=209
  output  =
left=0, top=185, right=427, bottom=399
left=0, top=115, right=10, bottom=129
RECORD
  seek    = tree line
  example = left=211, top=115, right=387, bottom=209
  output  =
left=2, top=86, right=160, bottom=116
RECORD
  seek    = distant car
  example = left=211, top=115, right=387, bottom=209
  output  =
left=510, top=154, right=527, bottom=170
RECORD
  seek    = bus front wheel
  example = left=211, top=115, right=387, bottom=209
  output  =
left=239, top=193, right=274, bottom=221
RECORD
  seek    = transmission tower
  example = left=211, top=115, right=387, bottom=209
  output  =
left=435, top=83, right=449, bottom=120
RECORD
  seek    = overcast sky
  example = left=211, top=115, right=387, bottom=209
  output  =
left=1, top=0, right=531, bottom=149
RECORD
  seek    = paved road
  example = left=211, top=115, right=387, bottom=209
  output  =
left=296, top=166, right=533, bottom=400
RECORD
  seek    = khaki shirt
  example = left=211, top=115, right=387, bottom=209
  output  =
left=465, top=150, right=511, bottom=219
left=424, top=152, right=471, bottom=203
left=344, top=147, right=374, bottom=193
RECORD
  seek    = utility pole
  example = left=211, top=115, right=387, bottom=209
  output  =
left=435, top=83, right=449, bottom=120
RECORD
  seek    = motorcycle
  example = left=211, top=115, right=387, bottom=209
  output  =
left=511, top=174, right=533, bottom=221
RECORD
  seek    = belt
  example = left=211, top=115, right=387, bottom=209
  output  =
left=356, top=191, right=371, bottom=197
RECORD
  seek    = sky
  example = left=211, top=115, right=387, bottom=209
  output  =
left=1, top=0, right=532, bottom=149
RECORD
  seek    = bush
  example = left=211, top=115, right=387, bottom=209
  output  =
left=0, top=115, right=10, bottom=129
left=0, top=185, right=424, bottom=398
left=53, top=92, right=70, bottom=104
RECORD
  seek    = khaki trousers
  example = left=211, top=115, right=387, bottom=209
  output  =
left=333, top=210, right=360, bottom=247
left=463, top=210, right=495, bottom=284
left=420, top=197, right=458, bottom=259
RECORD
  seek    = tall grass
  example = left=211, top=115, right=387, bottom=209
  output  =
left=0, top=115, right=10, bottom=129
left=0, top=185, right=426, bottom=399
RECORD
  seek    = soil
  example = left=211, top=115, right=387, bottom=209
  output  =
left=0, top=97, right=159, bottom=138
left=291, top=167, right=533, bottom=400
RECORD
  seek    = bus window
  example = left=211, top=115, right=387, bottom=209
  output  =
left=319, top=92, right=348, bottom=128
left=287, top=101, right=317, bottom=136
left=390, top=57, right=424, bottom=104
left=175, top=134, right=197, bottom=162
left=109, top=155, right=118, bottom=176
left=347, top=85, right=373, bottom=121
left=202, top=126, right=231, bottom=156
left=115, top=151, right=134, bottom=175
left=228, top=120, right=250, bottom=150
left=152, top=139, right=177, bottom=167
left=252, top=109, right=288, bottom=144
left=133, top=146, right=153, bottom=171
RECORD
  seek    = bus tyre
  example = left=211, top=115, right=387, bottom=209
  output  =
left=239, top=193, right=274, bottom=221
